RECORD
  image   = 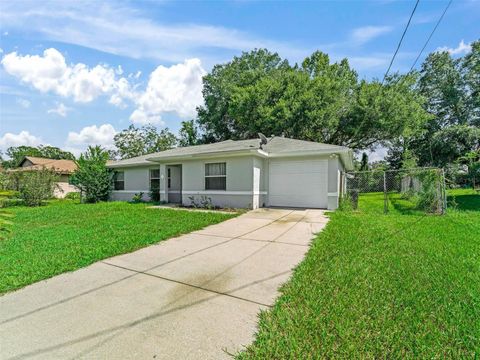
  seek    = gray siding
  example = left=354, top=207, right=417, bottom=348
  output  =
left=110, top=166, right=158, bottom=202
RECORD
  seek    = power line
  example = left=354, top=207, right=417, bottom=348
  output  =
left=382, top=0, right=420, bottom=83
left=409, top=0, right=453, bottom=72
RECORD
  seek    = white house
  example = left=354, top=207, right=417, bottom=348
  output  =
left=107, top=137, right=354, bottom=210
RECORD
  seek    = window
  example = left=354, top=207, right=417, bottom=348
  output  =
left=150, top=169, right=160, bottom=191
left=167, top=168, right=171, bottom=189
left=150, top=169, right=160, bottom=202
left=205, top=162, right=226, bottom=190
left=113, top=171, right=124, bottom=190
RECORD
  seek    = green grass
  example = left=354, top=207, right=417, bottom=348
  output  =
left=238, top=189, right=480, bottom=358
left=0, top=200, right=235, bottom=294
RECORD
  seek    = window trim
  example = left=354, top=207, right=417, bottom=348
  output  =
left=204, top=162, right=226, bottom=191
left=113, top=171, right=125, bottom=191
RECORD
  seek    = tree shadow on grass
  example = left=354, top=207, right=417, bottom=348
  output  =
left=448, top=194, right=480, bottom=212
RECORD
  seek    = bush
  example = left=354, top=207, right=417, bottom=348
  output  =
left=70, top=146, right=113, bottom=203
left=0, top=198, right=25, bottom=208
left=64, top=192, right=81, bottom=201
left=131, top=192, right=144, bottom=203
left=150, top=188, right=160, bottom=202
left=18, top=168, right=59, bottom=206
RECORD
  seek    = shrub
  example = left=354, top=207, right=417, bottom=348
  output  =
left=70, top=146, right=113, bottom=203
left=150, top=188, right=160, bottom=202
left=64, top=192, right=81, bottom=201
left=131, top=192, right=144, bottom=203
left=18, top=168, right=59, bottom=206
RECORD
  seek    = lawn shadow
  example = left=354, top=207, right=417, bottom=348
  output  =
left=448, top=193, right=480, bottom=212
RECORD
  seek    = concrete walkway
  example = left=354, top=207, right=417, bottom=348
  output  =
left=0, top=208, right=329, bottom=360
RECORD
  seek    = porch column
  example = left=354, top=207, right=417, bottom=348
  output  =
left=159, top=164, right=168, bottom=202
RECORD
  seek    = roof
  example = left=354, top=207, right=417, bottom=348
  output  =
left=108, top=137, right=354, bottom=170
left=15, top=156, right=78, bottom=174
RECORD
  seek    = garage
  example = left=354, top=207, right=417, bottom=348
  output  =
left=268, top=159, right=328, bottom=208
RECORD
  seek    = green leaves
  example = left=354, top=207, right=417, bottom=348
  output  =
left=113, top=124, right=177, bottom=159
left=70, top=146, right=113, bottom=203
left=197, top=49, right=429, bottom=151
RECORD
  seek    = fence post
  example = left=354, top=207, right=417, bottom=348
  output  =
left=383, top=171, right=388, bottom=214
left=441, top=168, right=447, bottom=214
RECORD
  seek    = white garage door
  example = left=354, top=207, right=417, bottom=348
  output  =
left=268, top=159, right=328, bottom=208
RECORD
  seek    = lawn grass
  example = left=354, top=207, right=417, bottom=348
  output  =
left=238, top=189, right=480, bottom=358
left=0, top=200, right=235, bottom=294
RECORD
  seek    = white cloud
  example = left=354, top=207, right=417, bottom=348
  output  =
left=16, top=98, right=30, bottom=108
left=47, top=102, right=70, bottom=117
left=0, top=131, right=42, bottom=150
left=66, top=124, right=117, bottom=149
left=437, top=40, right=472, bottom=55
left=1, top=48, right=134, bottom=104
left=351, top=26, right=392, bottom=45
left=0, top=1, right=304, bottom=64
left=130, top=58, right=206, bottom=124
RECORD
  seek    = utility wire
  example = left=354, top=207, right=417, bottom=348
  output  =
left=383, top=0, right=420, bottom=83
left=409, top=0, right=453, bottom=72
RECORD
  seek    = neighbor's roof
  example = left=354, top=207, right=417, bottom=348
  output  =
left=14, top=156, right=78, bottom=174
left=108, top=137, right=354, bottom=170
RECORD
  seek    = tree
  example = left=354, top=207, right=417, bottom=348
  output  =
left=2, top=145, right=75, bottom=168
left=359, top=153, right=369, bottom=171
left=113, top=125, right=177, bottom=159
left=412, top=41, right=479, bottom=167
left=178, top=120, right=200, bottom=147
left=70, top=146, right=113, bottom=203
left=18, top=168, right=59, bottom=206
left=196, top=49, right=429, bottom=151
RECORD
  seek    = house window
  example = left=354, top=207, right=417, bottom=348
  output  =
left=150, top=169, right=160, bottom=191
left=113, top=171, right=125, bottom=190
left=167, top=168, right=171, bottom=189
left=205, top=162, right=226, bottom=190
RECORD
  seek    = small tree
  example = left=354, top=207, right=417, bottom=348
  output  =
left=70, top=146, right=113, bottom=203
left=18, top=168, right=59, bottom=206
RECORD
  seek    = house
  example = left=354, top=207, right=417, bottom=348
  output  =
left=14, top=156, right=79, bottom=198
left=107, top=137, right=354, bottom=210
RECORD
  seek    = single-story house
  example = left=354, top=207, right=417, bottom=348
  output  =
left=107, top=137, right=354, bottom=210
left=12, top=156, right=79, bottom=198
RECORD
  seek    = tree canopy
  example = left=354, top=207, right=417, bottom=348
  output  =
left=113, top=125, right=177, bottom=159
left=2, top=145, right=75, bottom=169
left=196, top=49, right=430, bottom=151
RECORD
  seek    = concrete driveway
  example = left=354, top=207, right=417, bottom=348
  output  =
left=0, top=208, right=329, bottom=360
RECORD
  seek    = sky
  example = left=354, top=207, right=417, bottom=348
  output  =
left=0, top=0, right=479, bottom=159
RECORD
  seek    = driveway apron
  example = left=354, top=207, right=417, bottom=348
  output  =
left=0, top=208, right=329, bottom=360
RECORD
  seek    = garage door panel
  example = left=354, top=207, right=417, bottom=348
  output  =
left=268, top=159, right=328, bottom=208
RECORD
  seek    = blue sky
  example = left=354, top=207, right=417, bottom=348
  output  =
left=0, top=0, right=478, bottom=157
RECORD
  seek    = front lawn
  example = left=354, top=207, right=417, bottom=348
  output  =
left=0, top=201, right=235, bottom=294
left=238, top=189, right=480, bottom=358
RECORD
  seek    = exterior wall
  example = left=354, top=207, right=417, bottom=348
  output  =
left=180, top=155, right=256, bottom=209
left=110, top=166, right=158, bottom=202
left=21, top=159, right=34, bottom=167
left=327, top=155, right=341, bottom=210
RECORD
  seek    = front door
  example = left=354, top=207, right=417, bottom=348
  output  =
left=167, top=165, right=182, bottom=203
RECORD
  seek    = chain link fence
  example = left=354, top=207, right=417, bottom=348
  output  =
left=343, top=168, right=447, bottom=214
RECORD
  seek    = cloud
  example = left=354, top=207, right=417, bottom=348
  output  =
left=0, top=131, right=43, bottom=150
left=16, top=98, right=31, bottom=108
left=351, top=26, right=392, bottom=45
left=1, top=48, right=134, bottom=104
left=0, top=1, right=304, bottom=64
left=47, top=102, right=70, bottom=117
left=66, top=124, right=117, bottom=149
left=130, top=58, right=206, bottom=124
left=437, top=40, right=472, bottom=55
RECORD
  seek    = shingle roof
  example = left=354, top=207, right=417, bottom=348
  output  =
left=108, top=137, right=352, bottom=168
left=16, top=157, right=78, bottom=174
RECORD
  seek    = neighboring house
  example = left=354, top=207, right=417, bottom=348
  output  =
left=14, top=156, right=79, bottom=198
left=107, top=137, right=354, bottom=210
